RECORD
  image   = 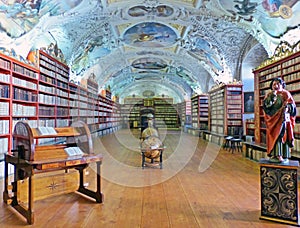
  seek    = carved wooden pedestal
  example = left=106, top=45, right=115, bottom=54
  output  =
left=259, top=158, right=299, bottom=226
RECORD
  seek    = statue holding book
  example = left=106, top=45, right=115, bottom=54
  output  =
left=263, top=77, right=296, bottom=163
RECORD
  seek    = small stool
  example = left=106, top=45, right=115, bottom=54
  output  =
left=223, top=136, right=233, bottom=150
left=229, top=138, right=242, bottom=153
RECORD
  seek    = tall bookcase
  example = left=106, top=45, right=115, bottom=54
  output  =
left=175, top=100, right=191, bottom=127
left=191, top=94, right=209, bottom=130
left=38, top=50, right=70, bottom=128
left=121, top=97, right=179, bottom=129
left=0, top=51, right=121, bottom=159
left=121, top=97, right=143, bottom=128
left=208, top=83, right=243, bottom=136
left=154, top=98, right=179, bottom=129
left=245, top=118, right=255, bottom=136
left=253, top=41, right=300, bottom=155
left=0, top=56, right=10, bottom=158
left=0, top=53, right=40, bottom=155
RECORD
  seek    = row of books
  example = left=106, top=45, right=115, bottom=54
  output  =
left=39, top=84, right=55, bottom=94
left=0, top=73, right=10, bottom=83
left=227, top=99, right=242, bottom=104
left=13, top=87, right=37, bottom=102
left=0, top=138, right=8, bottom=154
left=86, top=118, right=99, bottom=124
left=210, top=125, right=224, bottom=134
left=39, top=65, right=56, bottom=77
left=40, top=74, right=55, bottom=84
left=12, top=119, right=38, bottom=131
left=0, top=85, right=9, bottom=98
left=282, top=64, right=300, bottom=74
left=39, top=107, right=55, bottom=116
left=227, top=114, right=242, bottom=119
left=0, top=102, right=9, bottom=115
left=284, top=72, right=300, bottom=83
left=211, top=119, right=226, bottom=124
left=38, top=93, right=56, bottom=104
left=12, top=104, right=36, bottom=116
left=285, top=82, right=300, bottom=92
left=282, top=57, right=300, bottom=67
left=13, top=63, right=38, bottom=79
left=257, top=65, right=281, bottom=77
left=0, top=120, right=9, bottom=135
left=13, top=76, right=37, bottom=90
left=56, top=108, right=68, bottom=116
left=56, top=80, right=68, bottom=89
left=0, top=58, right=10, bottom=70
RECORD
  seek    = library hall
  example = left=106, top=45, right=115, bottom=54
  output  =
left=1, top=0, right=300, bottom=227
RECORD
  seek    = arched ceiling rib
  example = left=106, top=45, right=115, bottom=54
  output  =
left=0, top=0, right=299, bottom=102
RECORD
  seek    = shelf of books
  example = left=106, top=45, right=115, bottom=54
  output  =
left=206, top=83, right=243, bottom=145
left=0, top=55, right=10, bottom=159
left=191, top=94, right=209, bottom=130
left=69, top=82, right=79, bottom=124
left=245, top=118, right=255, bottom=137
left=38, top=50, right=70, bottom=128
left=0, top=53, right=40, bottom=158
left=85, top=78, right=100, bottom=134
left=175, top=100, right=191, bottom=127
left=0, top=51, right=123, bottom=164
left=253, top=41, right=300, bottom=158
left=154, top=98, right=179, bottom=129
left=121, top=98, right=143, bottom=128
left=97, top=93, right=121, bottom=136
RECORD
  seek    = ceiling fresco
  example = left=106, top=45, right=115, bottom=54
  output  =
left=122, top=22, right=178, bottom=47
left=219, top=0, right=300, bottom=37
left=0, top=0, right=299, bottom=103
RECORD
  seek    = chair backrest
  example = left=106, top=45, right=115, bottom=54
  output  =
left=234, top=127, right=243, bottom=139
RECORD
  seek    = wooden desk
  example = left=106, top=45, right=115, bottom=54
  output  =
left=2, top=121, right=103, bottom=224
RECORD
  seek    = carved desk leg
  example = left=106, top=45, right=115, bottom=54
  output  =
left=3, top=157, right=9, bottom=204
left=77, top=162, right=103, bottom=203
left=3, top=157, right=34, bottom=225
left=12, top=166, right=34, bottom=224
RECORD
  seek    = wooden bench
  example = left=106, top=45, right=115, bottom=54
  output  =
left=3, top=121, right=103, bottom=224
left=242, top=141, right=267, bottom=161
left=202, top=130, right=225, bottom=145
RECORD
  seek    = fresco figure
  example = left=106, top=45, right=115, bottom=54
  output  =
left=263, top=78, right=296, bottom=163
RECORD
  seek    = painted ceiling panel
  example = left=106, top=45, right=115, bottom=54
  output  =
left=0, top=0, right=299, bottom=102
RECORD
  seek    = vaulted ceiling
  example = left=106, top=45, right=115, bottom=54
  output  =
left=0, top=0, right=299, bottom=103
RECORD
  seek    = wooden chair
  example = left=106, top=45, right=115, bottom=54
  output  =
left=229, top=127, right=244, bottom=153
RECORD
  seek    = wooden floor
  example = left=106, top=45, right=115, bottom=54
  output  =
left=0, top=129, right=297, bottom=227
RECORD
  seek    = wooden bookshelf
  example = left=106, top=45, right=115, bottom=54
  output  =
left=245, top=118, right=255, bottom=136
left=208, top=83, right=243, bottom=137
left=191, top=94, right=209, bottom=130
left=38, top=50, right=70, bottom=128
left=175, top=100, right=191, bottom=127
left=253, top=41, right=300, bottom=157
left=121, top=97, right=179, bottom=129
left=0, top=51, right=121, bottom=160
left=0, top=53, right=40, bottom=156
left=122, top=98, right=143, bottom=128
left=154, top=98, right=179, bottom=129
